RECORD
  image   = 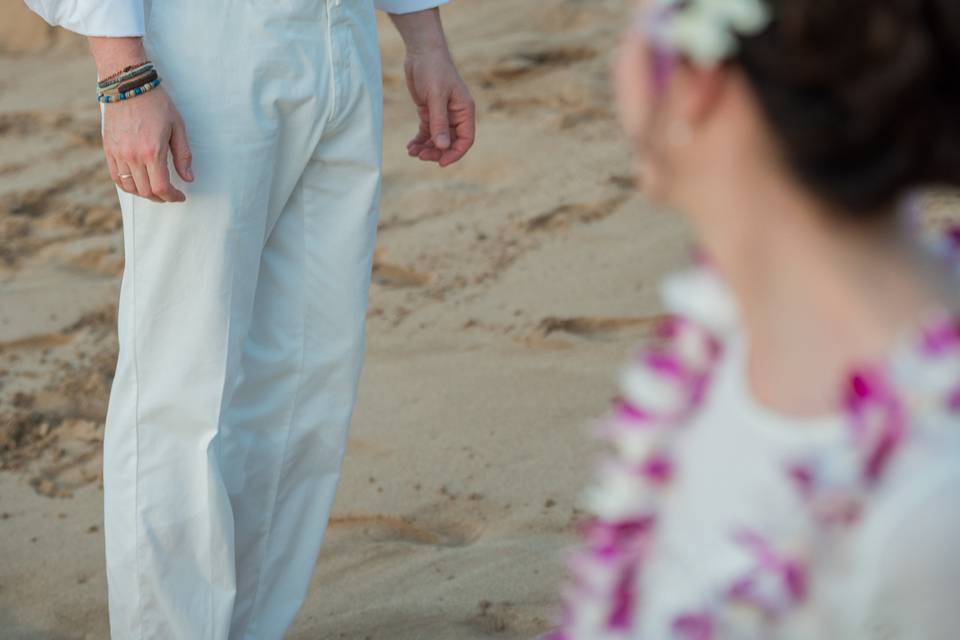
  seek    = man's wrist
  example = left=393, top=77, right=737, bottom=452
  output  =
left=390, top=8, right=449, bottom=56
left=88, top=37, right=149, bottom=81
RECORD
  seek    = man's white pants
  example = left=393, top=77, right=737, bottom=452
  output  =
left=102, top=1, right=383, bottom=637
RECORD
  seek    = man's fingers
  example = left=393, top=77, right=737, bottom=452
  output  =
left=411, top=87, right=475, bottom=166
left=407, top=129, right=430, bottom=150
left=170, top=119, right=194, bottom=183
left=417, top=147, right=444, bottom=163
left=106, top=154, right=123, bottom=189
left=408, top=137, right=436, bottom=157
left=113, top=160, right=138, bottom=195
left=440, top=98, right=477, bottom=167
left=408, top=107, right=432, bottom=154
left=130, top=164, right=162, bottom=203
left=409, top=145, right=430, bottom=157
left=428, top=92, right=452, bottom=150
left=408, top=130, right=432, bottom=156
left=440, top=142, right=468, bottom=167
left=147, top=156, right=186, bottom=203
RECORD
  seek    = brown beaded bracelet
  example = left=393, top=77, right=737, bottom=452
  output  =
left=115, top=70, right=159, bottom=95
left=98, top=61, right=154, bottom=90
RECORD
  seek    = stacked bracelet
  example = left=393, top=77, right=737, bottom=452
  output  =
left=98, top=78, right=162, bottom=104
left=115, top=69, right=159, bottom=94
left=98, top=61, right=154, bottom=89
left=97, top=61, right=163, bottom=104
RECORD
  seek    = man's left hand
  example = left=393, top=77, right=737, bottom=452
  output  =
left=403, top=48, right=475, bottom=167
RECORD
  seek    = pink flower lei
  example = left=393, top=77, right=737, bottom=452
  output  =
left=546, top=262, right=960, bottom=640
left=547, top=314, right=725, bottom=640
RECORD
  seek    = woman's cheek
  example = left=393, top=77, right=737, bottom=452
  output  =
left=615, top=35, right=654, bottom=144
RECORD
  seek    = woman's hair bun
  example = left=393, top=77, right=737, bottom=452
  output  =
left=737, top=0, right=960, bottom=215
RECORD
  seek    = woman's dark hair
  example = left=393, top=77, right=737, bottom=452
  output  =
left=736, top=0, right=960, bottom=216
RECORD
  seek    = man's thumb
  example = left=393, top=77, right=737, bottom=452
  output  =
left=171, top=120, right=194, bottom=182
left=429, top=93, right=451, bottom=150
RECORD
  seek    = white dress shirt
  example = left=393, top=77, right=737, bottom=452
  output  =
left=24, top=0, right=448, bottom=37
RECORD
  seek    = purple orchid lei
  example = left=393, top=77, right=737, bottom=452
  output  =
left=546, top=315, right=724, bottom=640
left=546, top=264, right=960, bottom=640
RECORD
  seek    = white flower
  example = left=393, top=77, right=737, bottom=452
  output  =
left=660, top=268, right=739, bottom=336
left=586, top=461, right=657, bottom=520
left=620, top=362, right=689, bottom=417
left=653, top=0, right=773, bottom=66
left=608, top=419, right=663, bottom=464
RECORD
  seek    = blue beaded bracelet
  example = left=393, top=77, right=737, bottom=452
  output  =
left=98, top=78, right=162, bottom=104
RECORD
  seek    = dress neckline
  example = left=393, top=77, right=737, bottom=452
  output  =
left=723, top=329, right=848, bottom=439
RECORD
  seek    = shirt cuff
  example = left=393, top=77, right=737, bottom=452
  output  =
left=25, top=0, right=145, bottom=37
left=375, top=0, right=449, bottom=15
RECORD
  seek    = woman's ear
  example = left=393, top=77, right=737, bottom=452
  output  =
left=673, top=63, right=729, bottom=130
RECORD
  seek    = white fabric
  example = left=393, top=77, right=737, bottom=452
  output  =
left=24, top=0, right=447, bottom=37
left=25, top=0, right=144, bottom=37
left=102, top=0, right=384, bottom=638
left=636, top=272, right=960, bottom=639
left=376, top=0, right=448, bottom=15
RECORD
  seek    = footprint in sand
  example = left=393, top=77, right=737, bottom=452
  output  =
left=64, top=246, right=124, bottom=278
left=371, top=249, right=433, bottom=288
left=328, top=513, right=481, bottom=548
left=483, top=45, right=597, bottom=86
left=536, top=315, right=669, bottom=341
left=0, top=161, right=30, bottom=177
left=345, top=437, right=395, bottom=460
left=0, top=111, right=100, bottom=148
left=524, top=195, right=629, bottom=232
left=0, top=333, right=73, bottom=354
left=371, top=262, right=433, bottom=288
left=3, top=163, right=105, bottom=219
left=469, top=600, right=552, bottom=637
left=608, top=174, right=638, bottom=191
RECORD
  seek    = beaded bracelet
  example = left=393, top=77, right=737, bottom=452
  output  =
left=98, top=69, right=158, bottom=100
left=98, top=78, right=162, bottom=104
left=98, top=61, right=154, bottom=90
left=113, top=70, right=159, bottom=95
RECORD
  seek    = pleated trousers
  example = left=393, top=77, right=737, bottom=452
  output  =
left=102, top=1, right=383, bottom=637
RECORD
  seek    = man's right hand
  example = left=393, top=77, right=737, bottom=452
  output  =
left=103, top=87, right=193, bottom=203
left=90, top=37, right=193, bottom=204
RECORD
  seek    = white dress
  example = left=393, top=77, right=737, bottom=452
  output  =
left=553, top=268, right=960, bottom=640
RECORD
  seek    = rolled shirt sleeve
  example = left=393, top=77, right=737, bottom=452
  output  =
left=375, top=0, right=448, bottom=14
left=24, top=0, right=145, bottom=37
left=25, top=0, right=443, bottom=32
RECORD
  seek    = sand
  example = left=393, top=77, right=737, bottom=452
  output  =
left=0, top=1, right=692, bottom=638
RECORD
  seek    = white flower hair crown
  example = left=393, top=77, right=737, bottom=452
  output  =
left=646, top=0, right=774, bottom=67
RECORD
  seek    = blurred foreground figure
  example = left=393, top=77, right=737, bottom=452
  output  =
left=551, top=0, right=960, bottom=638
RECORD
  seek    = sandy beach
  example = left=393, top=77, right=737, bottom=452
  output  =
left=0, top=1, right=692, bottom=638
